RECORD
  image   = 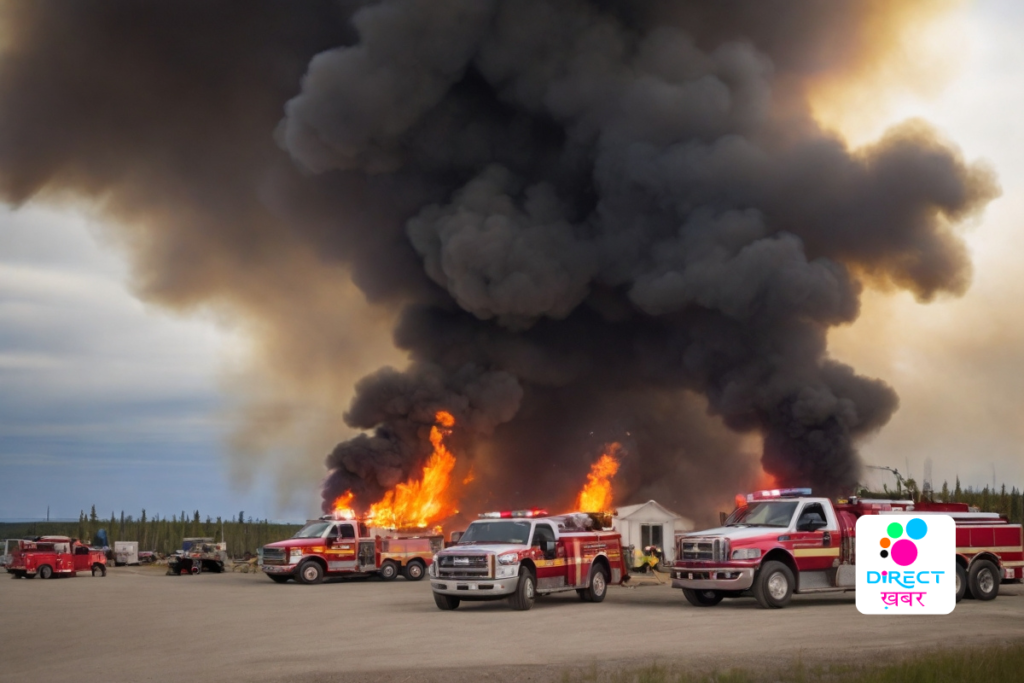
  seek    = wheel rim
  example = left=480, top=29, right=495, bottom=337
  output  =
left=956, top=572, right=961, bottom=593
left=767, top=572, right=788, bottom=600
left=525, top=577, right=535, bottom=599
left=303, top=565, right=319, bottom=582
left=593, top=572, right=606, bottom=596
left=409, top=564, right=422, bottom=578
left=699, top=591, right=716, bottom=601
left=978, top=568, right=995, bottom=594
left=383, top=564, right=394, bottom=578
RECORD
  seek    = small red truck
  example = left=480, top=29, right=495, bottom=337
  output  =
left=672, top=488, right=1024, bottom=608
left=261, top=517, right=442, bottom=584
left=429, top=509, right=629, bottom=611
left=5, top=536, right=107, bottom=579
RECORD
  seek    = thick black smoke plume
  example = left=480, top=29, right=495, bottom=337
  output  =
left=0, top=1, right=997, bottom=519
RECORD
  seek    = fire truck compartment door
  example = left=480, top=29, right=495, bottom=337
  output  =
left=325, top=524, right=358, bottom=571
left=357, top=541, right=375, bottom=568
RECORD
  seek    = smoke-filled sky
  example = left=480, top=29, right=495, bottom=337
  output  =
left=1, top=0, right=1022, bottom=524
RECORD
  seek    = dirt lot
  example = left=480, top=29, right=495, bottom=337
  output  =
left=2, top=566, right=1022, bottom=682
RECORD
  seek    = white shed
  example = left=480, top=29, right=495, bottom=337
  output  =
left=612, top=500, right=693, bottom=563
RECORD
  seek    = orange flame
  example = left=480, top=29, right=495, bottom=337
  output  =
left=366, top=410, right=457, bottom=529
left=331, top=491, right=356, bottom=519
left=575, top=444, right=621, bottom=512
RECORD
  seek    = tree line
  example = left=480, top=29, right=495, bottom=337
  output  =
left=0, top=508, right=303, bottom=558
left=860, top=477, right=1024, bottom=525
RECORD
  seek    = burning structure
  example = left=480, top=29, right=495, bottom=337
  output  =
left=0, top=2, right=998, bottom=523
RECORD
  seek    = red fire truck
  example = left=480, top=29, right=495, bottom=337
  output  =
left=672, top=488, right=1024, bottom=609
left=5, top=536, right=107, bottom=579
left=429, top=509, right=629, bottom=611
left=261, top=517, right=442, bottom=584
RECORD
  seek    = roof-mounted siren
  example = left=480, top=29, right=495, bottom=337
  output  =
left=746, top=488, right=812, bottom=503
left=478, top=508, right=549, bottom=519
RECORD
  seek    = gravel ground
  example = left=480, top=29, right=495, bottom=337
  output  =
left=2, top=565, right=1022, bottom=682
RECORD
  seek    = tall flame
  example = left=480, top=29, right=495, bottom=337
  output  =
left=331, top=491, right=356, bottom=519
left=367, top=410, right=457, bottom=529
left=575, top=444, right=621, bottom=512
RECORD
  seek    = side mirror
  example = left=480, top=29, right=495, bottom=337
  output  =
left=544, top=540, right=556, bottom=554
left=798, top=517, right=828, bottom=532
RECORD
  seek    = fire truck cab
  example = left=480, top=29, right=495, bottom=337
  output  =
left=5, top=536, right=107, bottom=579
left=261, top=518, right=442, bottom=584
left=672, top=488, right=1024, bottom=609
left=430, top=509, right=629, bottom=611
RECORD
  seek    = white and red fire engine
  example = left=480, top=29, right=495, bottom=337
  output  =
left=672, top=488, right=1024, bottom=609
left=261, top=517, right=442, bottom=584
left=429, top=509, right=629, bottom=611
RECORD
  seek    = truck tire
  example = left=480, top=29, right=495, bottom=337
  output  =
left=39, top=565, right=53, bottom=580
left=92, top=564, right=106, bottom=577
left=403, top=560, right=425, bottom=581
left=433, top=593, right=460, bottom=611
left=582, top=564, right=609, bottom=603
left=968, top=559, right=999, bottom=601
left=268, top=575, right=290, bottom=584
left=297, top=560, right=324, bottom=585
left=682, top=588, right=724, bottom=607
left=753, top=561, right=794, bottom=609
left=509, top=568, right=536, bottom=611
left=955, top=563, right=968, bottom=602
left=379, top=560, right=399, bottom=581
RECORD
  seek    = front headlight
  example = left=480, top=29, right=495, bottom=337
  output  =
left=429, top=555, right=438, bottom=577
left=497, top=553, right=519, bottom=565
left=731, top=548, right=762, bottom=560
left=289, top=548, right=303, bottom=558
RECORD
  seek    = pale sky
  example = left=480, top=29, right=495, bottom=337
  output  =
left=1, top=0, right=1022, bottom=521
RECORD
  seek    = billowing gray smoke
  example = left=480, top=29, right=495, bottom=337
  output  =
left=0, top=1, right=998, bottom=520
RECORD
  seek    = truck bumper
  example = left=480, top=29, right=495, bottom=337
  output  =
left=671, top=567, right=755, bottom=591
left=262, top=564, right=297, bottom=576
left=431, top=576, right=519, bottom=598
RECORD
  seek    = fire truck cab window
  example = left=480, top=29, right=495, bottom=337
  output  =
left=333, top=524, right=355, bottom=539
left=294, top=522, right=331, bottom=539
left=531, top=524, right=556, bottom=558
left=459, top=521, right=532, bottom=545
left=797, top=504, right=827, bottom=531
left=358, top=522, right=368, bottom=538
left=728, top=501, right=799, bottom=528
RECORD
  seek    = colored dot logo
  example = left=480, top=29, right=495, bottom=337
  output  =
left=879, top=518, right=927, bottom=566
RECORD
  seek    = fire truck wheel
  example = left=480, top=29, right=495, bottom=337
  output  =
left=298, top=560, right=324, bottom=585
left=753, top=561, right=793, bottom=609
left=968, top=559, right=999, bottom=601
left=92, top=564, right=106, bottom=577
left=682, top=588, right=724, bottom=607
left=379, top=561, right=399, bottom=581
left=268, top=575, right=290, bottom=584
left=583, top=564, right=609, bottom=603
left=404, top=560, right=426, bottom=581
left=38, top=564, right=53, bottom=580
left=433, top=593, right=460, bottom=610
left=509, top=568, right=536, bottom=611
left=955, top=563, right=968, bottom=602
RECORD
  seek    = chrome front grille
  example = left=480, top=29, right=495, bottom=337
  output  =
left=436, top=554, right=490, bottom=579
left=680, top=538, right=729, bottom=562
left=262, top=547, right=287, bottom=565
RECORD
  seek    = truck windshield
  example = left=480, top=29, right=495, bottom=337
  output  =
left=458, top=521, right=532, bottom=545
left=727, top=501, right=799, bottom=528
left=293, top=522, right=331, bottom=539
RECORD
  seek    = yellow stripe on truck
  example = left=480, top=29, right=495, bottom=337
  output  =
left=792, top=548, right=841, bottom=558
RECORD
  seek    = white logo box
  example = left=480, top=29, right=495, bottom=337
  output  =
left=855, top=514, right=955, bottom=615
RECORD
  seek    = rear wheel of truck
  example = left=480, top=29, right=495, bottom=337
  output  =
left=92, top=564, right=106, bottom=577
left=379, top=560, right=399, bottom=581
left=403, top=560, right=425, bottom=581
left=582, top=564, right=609, bottom=603
left=39, top=565, right=53, bottom=580
left=509, top=568, right=536, bottom=611
left=682, top=588, right=723, bottom=607
left=753, top=561, right=793, bottom=609
left=433, top=593, right=460, bottom=610
left=298, top=560, right=324, bottom=585
left=268, top=575, right=290, bottom=584
left=969, top=559, right=999, bottom=601
left=955, top=563, right=968, bottom=602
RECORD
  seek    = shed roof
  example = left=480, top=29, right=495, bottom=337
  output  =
left=613, top=500, right=685, bottom=521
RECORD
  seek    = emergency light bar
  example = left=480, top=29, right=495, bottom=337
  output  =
left=478, top=508, right=548, bottom=519
left=746, top=488, right=812, bottom=502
